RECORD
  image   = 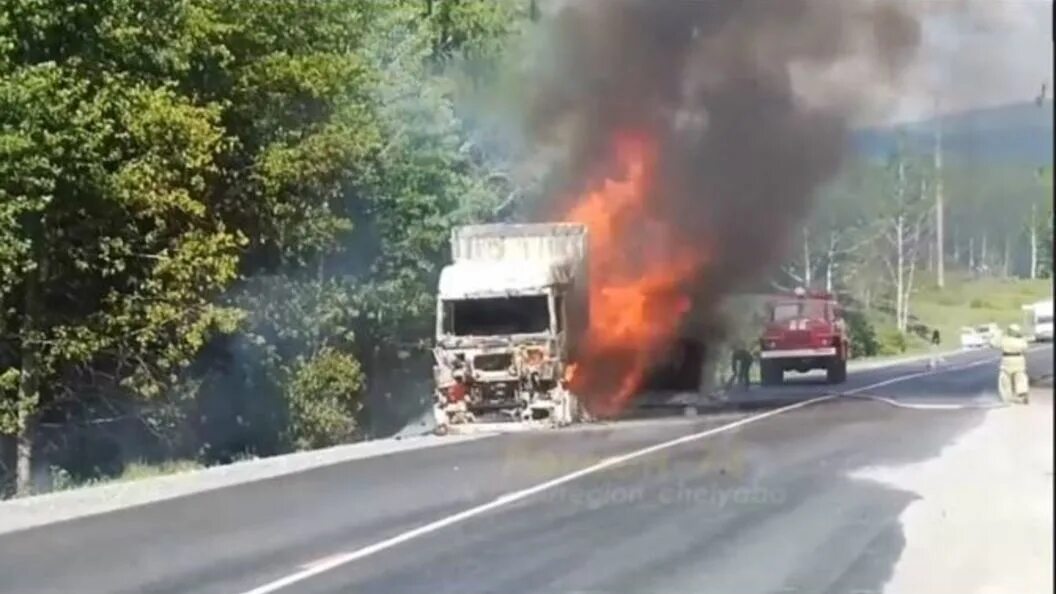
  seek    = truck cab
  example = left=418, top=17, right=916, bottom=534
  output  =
left=432, top=224, right=588, bottom=430
left=758, top=289, right=849, bottom=385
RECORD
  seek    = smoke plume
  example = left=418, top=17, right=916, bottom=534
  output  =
left=521, top=0, right=922, bottom=408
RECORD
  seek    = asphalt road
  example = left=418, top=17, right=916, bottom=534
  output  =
left=1, top=346, right=1050, bottom=594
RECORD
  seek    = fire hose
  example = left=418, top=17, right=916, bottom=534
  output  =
left=833, top=393, right=1010, bottom=411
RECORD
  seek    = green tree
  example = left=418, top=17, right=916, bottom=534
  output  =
left=0, top=61, right=241, bottom=493
left=345, top=2, right=516, bottom=371
left=284, top=347, right=364, bottom=449
left=0, top=0, right=529, bottom=494
left=0, top=0, right=385, bottom=492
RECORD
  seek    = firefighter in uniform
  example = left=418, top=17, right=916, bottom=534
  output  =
left=991, top=323, right=1030, bottom=404
left=730, top=341, right=753, bottom=389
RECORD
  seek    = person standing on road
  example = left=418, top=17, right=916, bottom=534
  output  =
left=928, top=329, right=943, bottom=369
left=732, top=343, right=753, bottom=389
left=727, top=346, right=739, bottom=390
left=991, top=324, right=1030, bottom=404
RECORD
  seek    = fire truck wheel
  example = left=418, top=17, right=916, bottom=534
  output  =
left=761, top=362, right=783, bottom=386
left=826, top=358, right=847, bottom=384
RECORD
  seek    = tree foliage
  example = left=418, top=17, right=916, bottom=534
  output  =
left=0, top=0, right=526, bottom=492
left=779, top=130, right=1052, bottom=352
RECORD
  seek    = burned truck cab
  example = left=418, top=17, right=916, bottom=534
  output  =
left=432, top=224, right=588, bottom=431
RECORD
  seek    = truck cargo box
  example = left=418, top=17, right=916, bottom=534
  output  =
left=451, top=223, right=588, bottom=263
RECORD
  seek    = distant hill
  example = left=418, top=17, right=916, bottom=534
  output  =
left=852, top=101, right=1054, bottom=167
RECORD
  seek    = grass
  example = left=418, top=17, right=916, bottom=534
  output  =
left=31, top=453, right=266, bottom=498
left=112, top=459, right=205, bottom=483
left=911, top=273, right=1052, bottom=350
left=46, top=459, right=205, bottom=495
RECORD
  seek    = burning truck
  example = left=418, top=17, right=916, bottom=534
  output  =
left=432, top=223, right=590, bottom=431
left=430, top=136, right=722, bottom=431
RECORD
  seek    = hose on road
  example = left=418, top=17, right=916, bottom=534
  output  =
left=834, top=393, right=1010, bottom=411
left=829, top=352, right=1052, bottom=411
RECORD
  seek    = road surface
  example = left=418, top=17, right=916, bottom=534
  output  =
left=1, top=346, right=1050, bottom=594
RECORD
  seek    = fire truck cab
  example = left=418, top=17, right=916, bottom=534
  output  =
left=758, top=288, right=849, bottom=385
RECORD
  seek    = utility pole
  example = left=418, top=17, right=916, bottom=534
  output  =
left=1031, top=201, right=1038, bottom=279
left=933, top=98, right=945, bottom=288
left=896, top=159, right=906, bottom=332
left=981, top=233, right=988, bottom=275
left=1030, top=83, right=1047, bottom=279
left=802, top=227, right=812, bottom=289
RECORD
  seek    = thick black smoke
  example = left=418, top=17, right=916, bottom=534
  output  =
left=525, top=0, right=921, bottom=323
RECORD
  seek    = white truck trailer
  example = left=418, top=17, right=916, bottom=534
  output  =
left=431, top=223, right=589, bottom=431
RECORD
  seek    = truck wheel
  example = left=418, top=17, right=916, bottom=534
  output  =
left=826, top=358, right=847, bottom=384
left=761, top=362, right=783, bottom=386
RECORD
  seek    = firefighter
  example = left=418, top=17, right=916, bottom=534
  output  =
left=726, top=346, right=738, bottom=390
left=991, top=323, right=1030, bottom=404
left=746, top=340, right=761, bottom=387
left=731, top=341, right=753, bottom=389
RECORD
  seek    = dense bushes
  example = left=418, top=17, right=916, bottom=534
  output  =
left=284, top=348, right=365, bottom=450
left=843, top=308, right=880, bottom=358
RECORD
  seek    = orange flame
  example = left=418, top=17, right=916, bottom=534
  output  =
left=563, top=132, right=700, bottom=416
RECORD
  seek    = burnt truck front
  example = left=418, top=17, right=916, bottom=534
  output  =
left=432, top=224, right=588, bottom=431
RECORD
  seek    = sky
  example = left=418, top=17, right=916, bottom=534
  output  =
left=889, top=0, right=1053, bottom=122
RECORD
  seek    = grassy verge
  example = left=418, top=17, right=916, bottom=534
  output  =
left=912, top=274, right=1051, bottom=350
left=47, top=459, right=206, bottom=494
left=848, top=274, right=1050, bottom=357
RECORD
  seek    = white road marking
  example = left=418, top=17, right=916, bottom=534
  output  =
left=298, top=553, right=348, bottom=571
left=234, top=355, right=1020, bottom=594
left=840, top=354, right=996, bottom=395
left=839, top=346, right=1050, bottom=403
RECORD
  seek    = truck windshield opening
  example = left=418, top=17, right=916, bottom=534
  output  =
left=444, top=295, right=550, bottom=336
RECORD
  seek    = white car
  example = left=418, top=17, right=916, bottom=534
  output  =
left=975, top=323, right=999, bottom=342
left=1023, top=299, right=1053, bottom=342
left=960, top=327, right=986, bottom=349
left=1036, top=317, right=1053, bottom=342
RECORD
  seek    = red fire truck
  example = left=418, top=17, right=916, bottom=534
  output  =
left=758, top=288, right=849, bottom=385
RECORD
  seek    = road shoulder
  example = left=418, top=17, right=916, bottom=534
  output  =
left=0, top=433, right=489, bottom=536
left=856, top=384, right=1053, bottom=594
